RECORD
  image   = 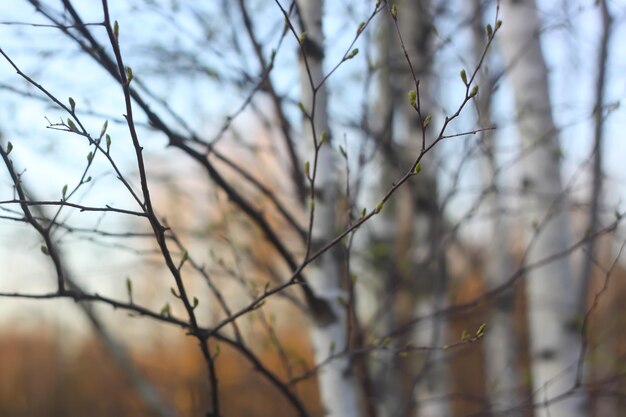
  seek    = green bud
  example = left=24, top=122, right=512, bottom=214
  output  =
left=125, top=66, right=133, bottom=83
left=413, top=163, right=422, bottom=174
left=375, top=200, right=383, bottom=214
left=408, top=90, right=417, bottom=108
left=460, top=69, right=467, bottom=85
left=319, top=131, right=329, bottom=146
left=67, top=118, right=78, bottom=132
left=6, top=142, right=13, bottom=155
left=299, top=32, right=307, bottom=44
left=126, top=277, right=132, bottom=296
left=486, top=23, right=493, bottom=38
left=422, top=114, right=432, bottom=128
left=193, top=297, right=199, bottom=308
left=87, top=151, right=93, bottom=163
left=391, top=4, right=398, bottom=19
left=106, top=134, right=112, bottom=152
left=297, top=101, right=307, bottom=115
left=470, top=85, right=479, bottom=98
left=357, top=21, right=366, bottom=34
left=62, top=184, right=68, bottom=198
left=347, top=48, right=359, bottom=59
left=100, top=120, right=108, bottom=137
left=304, top=161, right=310, bottom=178
left=68, top=97, right=76, bottom=113
left=113, top=20, right=119, bottom=40
left=41, top=245, right=49, bottom=255
left=495, top=20, right=502, bottom=30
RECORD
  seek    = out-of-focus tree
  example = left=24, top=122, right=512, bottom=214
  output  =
left=0, top=1, right=624, bottom=417
left=500, top=1, right=587, bottom=416
left=470, top=0, right=522, bottom=414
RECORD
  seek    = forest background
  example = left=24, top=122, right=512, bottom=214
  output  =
left=0, top=1, right=625, bottom=416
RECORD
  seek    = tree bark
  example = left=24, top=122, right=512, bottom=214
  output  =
left=471, top=0, right=523, bottom=414
left=500, top=1, right=588, bottom=416
left=297, top=1, right=362, bottom=416
left=393, top=1, right=452, bottom=416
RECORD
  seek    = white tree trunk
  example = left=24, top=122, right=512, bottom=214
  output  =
left=359, top=10, right=408, bottom=417
left=500, top=1, right=588, bottom=416
left=394, top=1, right=452, bottom=416
left=471, top=0, right=523, bottom=414
left=412, top=298, right=450, bottom=417
left=477, top=111, right=522, bottom=417
left=297, top=1, right=361, bottom=416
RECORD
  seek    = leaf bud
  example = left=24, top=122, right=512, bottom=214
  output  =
left=422, top=114, right=432, bottom=128
left=408, top=89, right=417, bottom=108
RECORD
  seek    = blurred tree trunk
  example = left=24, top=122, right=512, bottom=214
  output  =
left=500, top=1, right=588, bottom=416
left=359, top=2, right=452, bottom=416
left=471, top=0, right=523, bottom=415
left=355, top=9, right=405, bottom=417
left=393, top=2, right=452, bottom=416
left=297, top=1, right=362, bottom=416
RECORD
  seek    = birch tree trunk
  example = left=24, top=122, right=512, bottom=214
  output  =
left=394, top=2, right=452, bottom=416
left=354, top=10, right=406, bottom=417
left=500, top=1, right=588, bottom=416
left=297, top=1, right=362, bottom=416
left=471, top=1, right=523, bottom=414
left=359, top=14, right=399, bottom=417
left=358, top=3, right=451, bottom=414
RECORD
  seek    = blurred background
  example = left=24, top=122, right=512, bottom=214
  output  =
left=0, top=0, right=625, bottom=416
